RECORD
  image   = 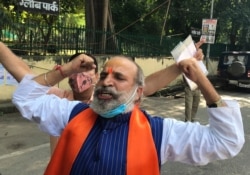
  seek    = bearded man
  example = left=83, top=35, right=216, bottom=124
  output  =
left=12, top=54, right=244, bottom=175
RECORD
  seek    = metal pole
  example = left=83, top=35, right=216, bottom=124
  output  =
left=206, top=0, right=214, bottom=69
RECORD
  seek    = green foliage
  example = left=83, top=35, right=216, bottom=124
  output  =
left=111, top=0, right=167, bottom=35
left=214, top=0, right=250, bottom=49
left=1, top=0, right=250, bottom=50
left=111, top=0, right=211, bottom=38
left=0, top=5, right=11, bottom=26
left=0, top=0, right=84, bottom=25
left=111, top=0, right=250, bottom=50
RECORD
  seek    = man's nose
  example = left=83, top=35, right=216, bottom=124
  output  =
left=102, top=74, right=114, bottom=86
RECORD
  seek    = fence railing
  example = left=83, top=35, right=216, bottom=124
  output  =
left=1, top=22, right=227, bottom=57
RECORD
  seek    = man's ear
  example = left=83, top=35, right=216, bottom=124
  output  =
left=136, top=86, right=144, bottom=100
left=134, top=86, right=144, bottom=105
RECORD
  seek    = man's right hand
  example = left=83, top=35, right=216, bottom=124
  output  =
left=63, top=54, right=96, bottom=76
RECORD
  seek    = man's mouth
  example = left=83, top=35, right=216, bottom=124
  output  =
left=97, top=91, right=113, bottom=100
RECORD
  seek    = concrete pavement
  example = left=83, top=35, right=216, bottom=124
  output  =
left=0, top=89, right=250, bottom=175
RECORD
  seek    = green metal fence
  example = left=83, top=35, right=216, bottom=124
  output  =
left=1, top=22, right=227, bottom=57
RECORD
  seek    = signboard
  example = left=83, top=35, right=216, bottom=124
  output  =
left=18, top=0, right=59, bottom=15
left=200, top=19, right=217, bottom=44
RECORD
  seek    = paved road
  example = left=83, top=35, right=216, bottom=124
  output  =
left=0, top=89, right=249, bottom=175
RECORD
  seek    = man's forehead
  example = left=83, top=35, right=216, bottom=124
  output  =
left=102, top=57, right=137, bottom=73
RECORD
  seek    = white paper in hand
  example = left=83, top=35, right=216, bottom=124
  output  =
left=171, top=35, right=208, bottom=90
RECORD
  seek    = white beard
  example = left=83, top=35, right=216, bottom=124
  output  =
left=90, top=86, right=137, bottom=115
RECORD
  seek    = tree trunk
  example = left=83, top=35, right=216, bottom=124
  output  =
left=85, top=0, right=118, bottom=54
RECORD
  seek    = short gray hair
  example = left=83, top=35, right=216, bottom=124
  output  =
left=110, top=55, right=145, bottom=87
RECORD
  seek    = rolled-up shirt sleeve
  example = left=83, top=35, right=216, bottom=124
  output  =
left=160, top=99, right=245, bottom=165
left=12, top=75, right=80, bottom=136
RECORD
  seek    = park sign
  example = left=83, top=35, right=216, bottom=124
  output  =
left=200, top=19, right=217, bottom=44
left=18, top=0, right=59, bottom=15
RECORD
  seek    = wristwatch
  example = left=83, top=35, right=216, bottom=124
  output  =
left=207, top=98, right=224, bottom=108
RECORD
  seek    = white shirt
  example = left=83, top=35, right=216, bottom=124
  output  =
left=12, top=75, right=245, bottom=166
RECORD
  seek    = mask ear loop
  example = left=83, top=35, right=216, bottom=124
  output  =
left=125, top=86, right=138, bottom=106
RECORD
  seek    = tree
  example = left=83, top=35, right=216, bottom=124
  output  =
left=0, top=0, right=85, bottom=54
left=215, top=0, right=250, bottom=50
left=85, top=0, right=119, bottom=54
left=0, top=4, right=12, bottom=40
left=1, top=0, right=250, bottom=54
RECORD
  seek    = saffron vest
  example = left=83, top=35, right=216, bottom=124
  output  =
left=44, top=106, right=159, bottom=175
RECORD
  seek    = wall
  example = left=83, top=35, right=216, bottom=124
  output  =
left=0, top=56, right=218, bottom=102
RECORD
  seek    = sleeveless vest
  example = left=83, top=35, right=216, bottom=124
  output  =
left=44, top=106, right=159, bottom=175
